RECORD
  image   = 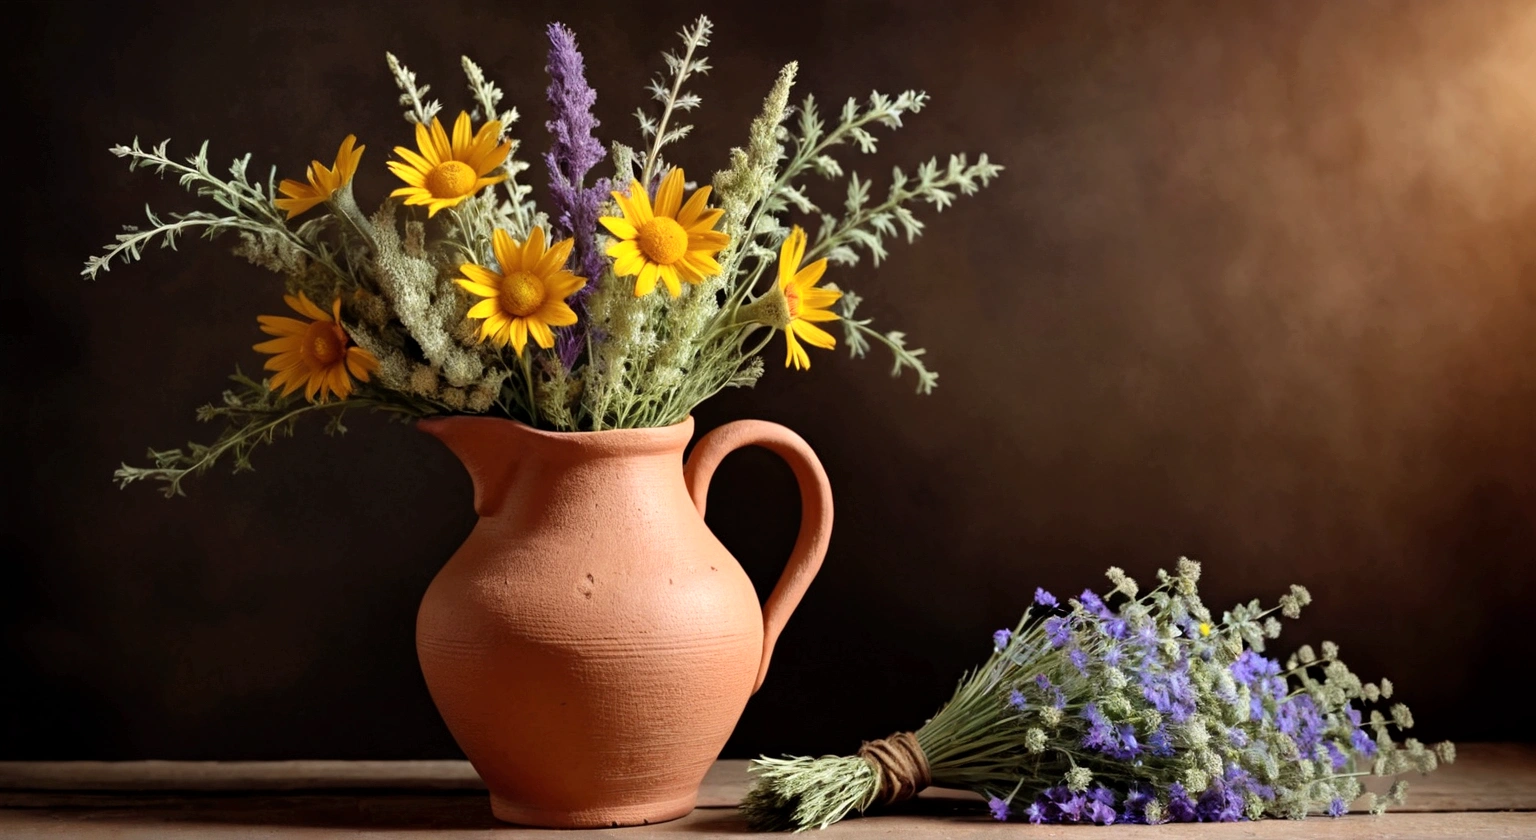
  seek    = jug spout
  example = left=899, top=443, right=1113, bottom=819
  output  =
left=418, top=416, right=524, bottom=517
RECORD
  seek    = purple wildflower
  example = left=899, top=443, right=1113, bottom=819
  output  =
left=1056, top=792, right=1086, bottom=822
left=1034, top=587, right=1058, bottom=608
left=1166, top=783, right=1198, bottom=822
left=1081, top=703, right=1114, bottom=751
left=1045, top=617, right=1071, bottom=648
left=1277, top=695, right=1326, bottom=753
left=992, top=628, right=1012, bottom=651
left=1148, top=725, right=1174, bottom=756
left=1328, top=797, right=1348, bottom=818
left=1102, top=645, right=1125, bottom=668
left=1087, top=799, right=1117, bottom=825
left=1228, top=726, right=1249, bottom=748
left=1069, top=647, right=1090, bottom=675
left=988, top=796, right=1009, bottom=821
left=1121, top=784, right=1154, bottom=824
left=1352, top=727, right=1378, bottom=756
left=1007, top=689, right=1027, bottom=710
left=1025, top=801, right=1049, bottom=824
left=1325, top=740, right=1348, bottom=771
left=1103, top=616, right=1129, bottom=639
left=1230, top=650, right=1280, bottom=687
left=543, top=22, right=609, bottom=366
left=1112, top=723, right=1141, bottom=760
left=1079, top=588, right=1112, bottom=618
left=1196, top=780, right=1245, bottom=822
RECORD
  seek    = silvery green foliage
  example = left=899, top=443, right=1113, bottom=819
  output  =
left=742, top=561, right=1451, bottom=831
left=811, top=152, right=1002, bottom=268
left=633, top=16, right=712, bottom=186
left=83, top=139, right=344, bottom=283
left=835, top=288, right=938, bottom=394
left=385, top=52, right=442, bottom=126
left=111, top=371, right=421, bottom=498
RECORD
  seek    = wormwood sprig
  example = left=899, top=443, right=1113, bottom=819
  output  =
left=83, top=140, right=343, bottom=281
left=113, top=372, right=423, bottom=498
left=835, top=289, right=938, bottom=394
left=636, top=15, right=712, bottom=185
left=768, top=89, right=929, bottom=217
left=742, top=560, right=1451, bottom=830
left=385, top=52, right=442, bottom=126
left=811, top=153, right=1003, bottom=267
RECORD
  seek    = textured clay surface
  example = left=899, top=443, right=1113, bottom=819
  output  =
left=415, top=417, right=831, bottom=828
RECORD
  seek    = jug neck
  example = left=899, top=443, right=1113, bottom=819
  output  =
left=418, top=416, right=696, bottom=518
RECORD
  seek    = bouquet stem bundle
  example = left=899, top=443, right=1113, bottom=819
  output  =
left=743, top=559, right=1450, bottom=831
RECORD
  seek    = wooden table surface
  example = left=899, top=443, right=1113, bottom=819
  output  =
left=2, top=744, right=1533, bottom=838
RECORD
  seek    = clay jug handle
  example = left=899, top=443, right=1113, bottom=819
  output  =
left=684, top=420, right=833, bottom=695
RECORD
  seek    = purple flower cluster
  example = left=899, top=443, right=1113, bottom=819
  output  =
left=955, top=563, right=1443, bottom=830
left=543, top=22, right=610, bottom=367
left=1014, top=765, right=1278, bottom=825
left=1140, top=659, right=1197, bottom=722
left=1080, top=703, right=1141, bottom=760
left=992, top=628, right=1011, bottom=651
left=1018, top=785, right=1122, bottom=825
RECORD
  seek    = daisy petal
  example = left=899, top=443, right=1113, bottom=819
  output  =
left=466, top=298, right=501, bottom=319
left=598, top=215, right=637, bottom=239
left=413, top=122, right=441, bottom=166
left=534, top=237, right=574, bottom=276
left=524, top=226, right=546, bottom=265
left=793, top=258, right=828, bottom=289
left=790, top=319, right=837, bottom=350
left=492, top=229, right=519, bottom=273
left=536, top=299, right=579, bottom=326
left=797, top=307, right=839, bottom=322
left=510, top=319, right=529, bottom=356
left=658, top=264, right=681, bottom=297
left=452, top=112, right=472, bottom=154
left=676, top=185, right=712, bottom=227
left=654, top=168, right=684, bottom=218
left=528, top=320, right=555, bottom=349
left=460, top=264, right=505, bottom=289
left=635, top=262, right=659, bottom=296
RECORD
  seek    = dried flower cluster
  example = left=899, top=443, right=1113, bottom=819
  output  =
left=742, top=559, right=1450, bottom=831
left=89, top=16, right=1001, bottom=496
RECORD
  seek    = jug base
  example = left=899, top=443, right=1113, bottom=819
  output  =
left=490, top=791, right=697, bottom=828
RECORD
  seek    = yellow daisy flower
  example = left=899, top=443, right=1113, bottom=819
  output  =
left=455, top=226, right=586, bottom=357
left=387, top=112, right=511, bottom=217
left=598, top=168, right=729, bottom=297
left=775, top=226, right=841, bottom=370
left=274, top=135, right=364, bottom=219
left=255, top=292, right=380, bottom=402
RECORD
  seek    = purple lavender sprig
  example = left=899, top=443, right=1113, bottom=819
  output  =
left=543, top=22, right=609, bottom=368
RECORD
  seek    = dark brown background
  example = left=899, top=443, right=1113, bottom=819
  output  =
left=5, top=0, right=1535, bottom=759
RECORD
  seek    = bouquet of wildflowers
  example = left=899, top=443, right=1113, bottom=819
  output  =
left=87, top=16, right=1000, bottom=496
left=742, top=559, right=1451, bottom=830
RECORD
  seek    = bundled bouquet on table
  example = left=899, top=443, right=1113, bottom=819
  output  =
left=86, top=16, right=999, bottom=494
left=744, top=559, right=1452, bottom=830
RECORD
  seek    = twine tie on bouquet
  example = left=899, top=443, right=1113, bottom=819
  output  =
left=857, top=731, right=931, bottom=806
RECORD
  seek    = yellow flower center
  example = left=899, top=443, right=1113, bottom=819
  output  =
left=425, top=160, right=477, bottom=198
left=1198, top=622, right=1212, bottom=637
left=499, top=270, right=547, bottom=317
left=636, top=217, right=688, bottom=265
left=304, top=321, right=346, bottom=366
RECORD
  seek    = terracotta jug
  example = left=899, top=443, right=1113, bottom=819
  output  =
left=414, top=415, right=832, bottom=828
